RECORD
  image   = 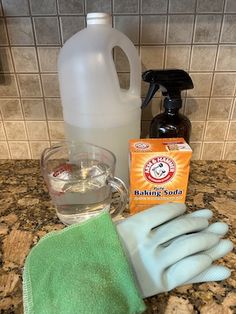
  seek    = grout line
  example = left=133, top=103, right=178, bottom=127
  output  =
left=56, top=0, right=63, bottom=47
left=3, top=12, right=236, bottom=18
left=112, top=0, right=114, bottom=18
left=230, top=98, right=236, bottom=120
left=83, top=0, right=87, bottom=16
left=163, top=0, right=170, bottom=69
left=122, top=11, right=231, bottom=15
left=111, top=0, right=114, bottom=27
left=138, top=0, right=141, bottom=48
left=228, top=98, right=235, bottom=121
left=3, top=43, right=236, bottom=48
left=4, top=70, right=236, bottom=75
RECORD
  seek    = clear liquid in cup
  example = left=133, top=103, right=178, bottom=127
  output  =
left=49, top=159, right=112, bottom=225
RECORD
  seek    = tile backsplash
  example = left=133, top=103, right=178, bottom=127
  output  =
left=0, top=0, right=235, bottom=160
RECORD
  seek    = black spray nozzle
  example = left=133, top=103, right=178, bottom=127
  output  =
left=142, top=69, right=194, bottom=109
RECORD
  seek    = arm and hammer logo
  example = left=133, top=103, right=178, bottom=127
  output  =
left=134, top=142, right=151, bottom=151
left=144, top=156, right=176, bottom=184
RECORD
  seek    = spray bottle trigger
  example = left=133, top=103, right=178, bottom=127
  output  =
left=141, top=83, right=159, bottom=109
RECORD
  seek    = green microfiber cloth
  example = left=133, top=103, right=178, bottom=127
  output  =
left=23, top=212, right=146, bottom=314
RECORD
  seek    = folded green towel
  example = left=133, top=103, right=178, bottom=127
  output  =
left=23, top=212, right=146, bottom=314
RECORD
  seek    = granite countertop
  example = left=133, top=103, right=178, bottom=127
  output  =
left=0, top=160, right=235, bottom=313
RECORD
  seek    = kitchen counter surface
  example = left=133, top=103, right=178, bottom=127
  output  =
left=0, top=160, right=235, bottom=313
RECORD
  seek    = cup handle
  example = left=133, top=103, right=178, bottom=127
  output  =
left=108, top=177, right=128, bottom=218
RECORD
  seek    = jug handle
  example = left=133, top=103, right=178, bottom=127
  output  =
left=110, top=33, right=141, bottom=97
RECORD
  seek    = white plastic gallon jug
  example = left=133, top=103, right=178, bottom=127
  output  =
left=58, top=13, right=141, bottom=186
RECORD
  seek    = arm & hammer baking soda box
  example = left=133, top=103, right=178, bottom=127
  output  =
left=129, top=138, right=192, bottom=214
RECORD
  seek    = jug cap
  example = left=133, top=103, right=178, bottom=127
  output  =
left=87, top=13, right=112, bottom=25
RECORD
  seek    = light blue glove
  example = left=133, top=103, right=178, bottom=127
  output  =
left=116, top=203, right=233, bottom=298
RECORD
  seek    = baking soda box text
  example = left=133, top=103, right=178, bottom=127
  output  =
left=129, top=138, right=192, bottom=214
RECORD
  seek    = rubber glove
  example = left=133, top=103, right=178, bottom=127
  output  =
left=116, top=203, right=233, bottom=298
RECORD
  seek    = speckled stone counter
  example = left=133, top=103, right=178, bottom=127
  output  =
left=0, top=160, right=235, bottom=313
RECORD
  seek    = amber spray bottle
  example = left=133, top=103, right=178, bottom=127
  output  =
left=142, top=69, right=194, bottom=144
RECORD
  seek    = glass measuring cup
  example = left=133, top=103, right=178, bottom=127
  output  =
left=40, top=142, right=128, bottom=225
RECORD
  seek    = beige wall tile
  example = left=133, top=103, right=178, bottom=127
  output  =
left=141, top=15, right=166, bottom=44
left=0, top=19, right=9, bottom=45
left=167, top=15, right=194, bottom=44
left=4, top=1, right=30, bottom=16
left=211, top=73, right=236, bottom=96
left=0, top=141, right=10, bottom=158
left=26, top=121, right=49, bottom=140
left=169, top=0, right=195, bottom=13
left=227, top=122, right=236, bottom=140
left=0, top=121, right=6, bottom=140
left=223, top=142, right=236, bottom=159
left=114, top=46, right=130, bottom=72
left=60, top=16, right=85, bottom=44
left=205, top=121, right=228, bottom=141
left=194, top=15, right=221, bottom=43
left=114, top=15, right=139, bottom=44
left=11, top=47, right=38, bottom=72
left=165, top=46, right=190, bottom=70
left=41, top=74, right=60, bottom=97
left=17, top=74, right=42, bottom=97
left=0, top=47, right=14, bottom=72
left=22, top=99, right=46, bottom=120
left=191, top=121, right=205, bottom=141
left=141, top=46, right=165, bottom=70
left=221, top=15, right=236, bottom=43
left=30, top=0, right=57, bottom=15
left=141, top=0, right=168, bottom=14
left=38, top=47, right=60, bottom=72
left=216, top=46, right=236, bottom=71
left=85, top=0, right=111, bottom=14
left=118, top=73, right=130, bottom=90
left=141, top=79, right=150, bottom=98
left=190, top=45, right=217, bottom=71
left=48, top=121, right=65, bottom=140
left=7, top=17, right=34, bottom=45
left=232, top=99, right=236, bottom=120
left=208, top=98, right=233, bottom=120
left=196, top=0, right=224, bottom=13
left=30, top=141, right=50, bottom=159
left=225, top=0, right=236, bottom=12
left=187, top=73, right=213, bottom=97
left=0, top=74, right=19, bottom=96
left=45, top=98, right=63, bottom=120
left=33, top=17, right=60, bottom=45
left=113, top=0, right=139, bottom=15
left=4, top=121, right=27, bottom=140
left=141, top=97, right=161, bottom=120
left=189, top=142, right=202, bottom=160
left=202, top=142, right=224, bottom=160
left=185, top=98, right=209, bottom=121
left=0, top=99, right=23, bottom=120
left=9, top=141, right=31, bottom=159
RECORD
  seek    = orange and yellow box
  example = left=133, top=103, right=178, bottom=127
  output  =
left=129, top=138, right=192, bottom=214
